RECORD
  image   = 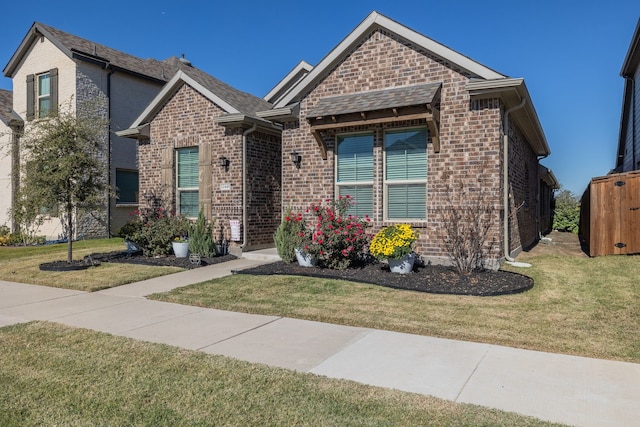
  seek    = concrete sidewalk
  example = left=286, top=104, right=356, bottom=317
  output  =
left=1, top=256, right=639, bottom=427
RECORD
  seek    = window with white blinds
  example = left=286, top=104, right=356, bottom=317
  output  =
left=176, top=147, right=199, bottom=217
left=336, top=133, right=373, bottom=217
left=384, top=128, right=427, bottom=220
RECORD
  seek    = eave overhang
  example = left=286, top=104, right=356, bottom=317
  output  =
left=539, top=164, right=559, bottom=189
left=214, top=114, right=283, bottom=136
left=115, top=123, right=150, bottom=139
left=256, top=103, right=300, bottom=122
left=467, top=78, right=550, bottom=157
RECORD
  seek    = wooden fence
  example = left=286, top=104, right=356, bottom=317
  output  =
left=582, top=171, right=640, bottom=256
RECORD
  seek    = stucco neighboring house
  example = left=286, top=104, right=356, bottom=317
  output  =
left=118, top=64, right=282, bottom=252
left=616, top=18, right=640, bottom=172
left=260, top=11, right=556, bottom=266
left=2, top=22, right=186, bottom=239
left=0, top=89, right=22, bottom=231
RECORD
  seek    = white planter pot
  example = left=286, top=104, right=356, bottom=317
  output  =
left=124, top=240, right=140, bottom=253
left=172, top=241, right=189, bottom=258
left=295, top=248, right=318, bottom=267
left=388, top=253, right=415, bottom=274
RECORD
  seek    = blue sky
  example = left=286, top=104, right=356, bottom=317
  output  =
left=1, top=0, right=638, bottom=196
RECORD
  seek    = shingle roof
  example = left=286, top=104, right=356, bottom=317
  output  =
left=307, top=83, right=441, bottom=118
left=0, top=89, right=15, bottom=125
left=35, top=23, right=178, bottom=82
left=178, top=64, right=272, bottom=115
left=3, top=22, right=182, bottom=82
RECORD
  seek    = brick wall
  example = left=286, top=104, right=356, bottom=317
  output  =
left=282, top=29, right=507, bottom=265
left=140, top=83, right=281, bottom=249
left=508, top=121, right=539, bottom=253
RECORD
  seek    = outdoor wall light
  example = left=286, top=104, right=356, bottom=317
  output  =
left=219, top=156, right=230, bottom=171
left=290, top=151, right=302, bottom=169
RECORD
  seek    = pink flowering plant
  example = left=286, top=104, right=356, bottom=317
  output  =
left=305, top=196, right=372, bottom=270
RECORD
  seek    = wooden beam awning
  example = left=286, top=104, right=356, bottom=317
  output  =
left=307, top=83, right=442, bottom=159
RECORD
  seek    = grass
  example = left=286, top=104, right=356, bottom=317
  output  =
left=0, top=238, right=183, bottom=291
left=0, top=322, right=561, bottom=426
left=150, top=253, right=640, bottom=363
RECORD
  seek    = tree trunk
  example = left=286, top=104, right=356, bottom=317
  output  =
left=67, top=204, right=73, bottom=264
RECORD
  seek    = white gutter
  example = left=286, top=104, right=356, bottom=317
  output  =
left=240, top=123, right=258, bottom=249
left=503, top=97, right=526, bottom=262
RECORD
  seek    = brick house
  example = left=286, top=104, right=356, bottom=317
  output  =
left=2, top=22, right=186, bottom=239
left=260, top=11, right=556, bottom=266
left=118, top=64, right=282, bottom=251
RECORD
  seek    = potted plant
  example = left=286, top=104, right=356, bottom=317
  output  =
left=369, top=224, right=418, bottom=274
left=274, top=209, right=317, bottom=267
left=172, top=236, right=189, bottom=258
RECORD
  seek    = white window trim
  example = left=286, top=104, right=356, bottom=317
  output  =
left=383, top=127, right=428, bottom=222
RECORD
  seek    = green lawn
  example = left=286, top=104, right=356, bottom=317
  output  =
left=150, top=253, right=640, bottom=363
left=0, top=322, right=562, bottom=426
left=0, top=238, right=183, bottom=291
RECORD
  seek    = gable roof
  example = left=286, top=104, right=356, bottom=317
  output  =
left=121, top=65, right=275, bottom=136
left=3, top=22, right=179, bottom=82
left=0, top=89, right=20, bottom=126
left=263, top=60, right=313, bottom=105
left=273, top=11, right=506, bottom=108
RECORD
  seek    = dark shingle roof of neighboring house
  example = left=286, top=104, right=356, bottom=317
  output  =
left=307, top=83, right=441, bottom=118
left=3, top=22, right=180, bottom=82
left=0, top=89, right=17, bottom=125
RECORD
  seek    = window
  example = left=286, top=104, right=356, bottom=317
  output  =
left=336, top=133, right=373, bottom=217
left=384, top=128, right=427, bottom=220
left=176, top=147, right=199, bottom=217
left=37, top=73, right=51, bottom=118
left=115, top=170, right=139, bottom=204
left=26, top=68, right=58, bottom=120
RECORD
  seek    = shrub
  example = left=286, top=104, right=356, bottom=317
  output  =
left=274, top=208, right=307, bottom=263
left=189, top=208, right=216, bottom=257
left=553, top=189, right=580, bottom=233
left=119, top=207, right=190, bottom=257
left=441, top=169, right=498, bottom=273
left=370, top=224, right=418, bottom=260
left=307, top=196, right=371, bottom=270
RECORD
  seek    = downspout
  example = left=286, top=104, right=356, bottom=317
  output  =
left=240, top=123, right=258, bottom=250
left=503, top=97, right=526, bottom=262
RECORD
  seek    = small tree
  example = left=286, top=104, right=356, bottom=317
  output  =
left=553, top=188, right=580, bottom=233
left=18, top=98, right=110, bottom=263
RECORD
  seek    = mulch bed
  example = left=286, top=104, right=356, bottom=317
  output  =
left=39, top=250, right=533, bottom=296
left=235, top=260, right=534, bottom=297
left=39, top=251, right=237, bottom=271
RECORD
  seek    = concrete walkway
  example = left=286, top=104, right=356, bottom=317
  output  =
left=1, top=255, right=639, bottom=427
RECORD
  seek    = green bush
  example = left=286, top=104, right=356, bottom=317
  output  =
left=119, top=207, right=190, bottom=256
left=189, top=208, right=216, bottom=257
left=274, top=207, right=303, bottom=263
left=553, top=189, right=580, bottom=234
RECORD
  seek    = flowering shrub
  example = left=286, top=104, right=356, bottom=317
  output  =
left=118, top=207, right=190, bottom=257
left=274, top=208, right=309, bottom=263
left=369, top=223, right=418, bottom=260
left=306, top=196, right=371, bottom=270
